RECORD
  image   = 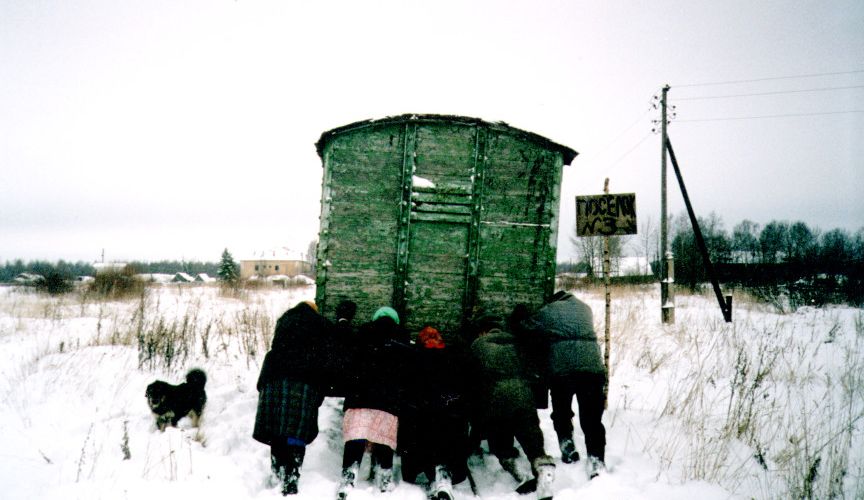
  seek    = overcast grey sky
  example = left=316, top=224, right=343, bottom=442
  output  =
left=1, top=0, right=862, bottom=263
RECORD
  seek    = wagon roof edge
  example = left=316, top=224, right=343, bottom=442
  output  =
left=314, top=113, right=578, bottom=165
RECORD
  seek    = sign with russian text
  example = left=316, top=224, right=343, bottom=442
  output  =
left=576, top=193, right=637, bottom=236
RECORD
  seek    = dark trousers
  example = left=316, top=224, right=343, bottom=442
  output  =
left=485, top=409, right=547, bottom=466
left=342, top=439, right=393, bottom=469
left=549, top=372, right=606, bottom=461
left=399, top=414, right=469, bottom=484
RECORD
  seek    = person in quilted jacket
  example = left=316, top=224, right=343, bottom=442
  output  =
left=519, top=291, right=608, bottom=478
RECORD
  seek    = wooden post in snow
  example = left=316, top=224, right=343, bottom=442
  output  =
left=575, top=182, right=638, bottom=408
left=602, top=178, right=612, bottom=409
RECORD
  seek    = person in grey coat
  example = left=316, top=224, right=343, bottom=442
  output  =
left=518, top=291, right=608, bottom=478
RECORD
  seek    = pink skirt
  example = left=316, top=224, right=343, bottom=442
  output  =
left=342, top=408, right=398, bottom=449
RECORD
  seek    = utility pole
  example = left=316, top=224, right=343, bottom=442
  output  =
left=660, top=85, right=675, bottom=324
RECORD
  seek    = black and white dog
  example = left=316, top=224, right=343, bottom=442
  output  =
left=145, top=368, right=207, bottom=431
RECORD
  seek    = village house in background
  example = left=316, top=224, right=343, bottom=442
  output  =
left=239, top=248, right=313, bottom=280
left=93, top=262, right=127, bottom=274
left=556, top=255, right=655, bottom=289
left=615, top=256, right=654, bottom=277
left=172, top=272, right=195, bottom=283
left=13, top=272, right=45, bottom=285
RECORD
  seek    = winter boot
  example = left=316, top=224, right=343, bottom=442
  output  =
left=430, top=465, right=454, bottom=500
left=533, top=456, right=556, bottom=500
left=270, top=455, right=286, bottom=490
left=500, top=456, right=525, bottom=484
left=280, top=448, right=303, bottom=495
left=281, top=469, right=299, bottom=496
left=515, top=479, right=538, bottom=495
left=337, top=463, right=359, bottom=500
left=586, top=455, right=606, bottom=479
left=374, top=464, right=395, bottom=493
left=558, top=438, right=580, bottom=464
left=503, top=457, right=538, bottom=494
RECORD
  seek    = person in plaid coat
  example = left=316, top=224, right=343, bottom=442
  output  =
left=253, top=301, right=331, bottom=495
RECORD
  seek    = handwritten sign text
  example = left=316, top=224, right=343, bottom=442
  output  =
left=576, top=193, right=637, bottom=236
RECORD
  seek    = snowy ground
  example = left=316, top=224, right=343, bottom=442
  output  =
left=0, top=283, right=861, bottom=499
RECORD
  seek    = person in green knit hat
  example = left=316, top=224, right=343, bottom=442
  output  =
left=336, top=306, right=409, bottom=499
left=372, top=306, right=399, bottom=324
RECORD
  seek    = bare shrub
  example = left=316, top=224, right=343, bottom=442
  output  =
left=126, top=284, right=279, bottom=370
left=35, top=269, right=74, bottom=295
left=235, top=308, right=273, bottom=366
left=137, top=310, right=197, bottom=371
left=121, top=420, right=131, bottom=460
left=88, top=268, right=146, bottom=299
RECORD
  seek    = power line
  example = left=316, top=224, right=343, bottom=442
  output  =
left=594, top=90, right=667, bottom=173
left=675, top=84, right=864, bottom=101
left=593, top=106, right=652, bottom=157
left=677, top=109, right=864, bottom=122
left=580, top=90, right=658, bottom=165
left=604, top=131, right=652, bottom=172
left=674, top=69, right=864, bottom=88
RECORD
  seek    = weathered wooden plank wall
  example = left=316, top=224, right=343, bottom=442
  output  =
left=315, top=115, right=575, bottom=336
left=317, top=123, right=404, bottom=324
left=474, top=130, right=562, bottom=318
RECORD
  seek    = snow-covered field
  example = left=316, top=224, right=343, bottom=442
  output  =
left=0, top=283, right=861, bottom=499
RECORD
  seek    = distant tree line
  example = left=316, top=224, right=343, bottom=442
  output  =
left=669, top=213, right=863, bottom=306
left=127, top=260, right=220, bottom=276
left=0, top=259, right=220, bottom=282
left=0, top=260, right=96, bottom=282
left=565, top=212, right=863, bottom=306
left=669, top=213, right=862, bottom=276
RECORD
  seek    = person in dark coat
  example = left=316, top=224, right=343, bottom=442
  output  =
left=333, top=300, right=358, bottom=335
left=323, top=300, right=358, bottom=397
left=399, top=326, right=470, bottom=500
left=253, top=301, right=332, bottom=495
left=469, top=314, right=556, bottom=500
left=519, top=291, right=608, bottom=478
left=337, top=306, right=408, bottom=498
left=510, top=303, right=550, bottom=410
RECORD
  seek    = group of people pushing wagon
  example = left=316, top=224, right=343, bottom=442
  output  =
left=252, top=291, right=607, bottom=500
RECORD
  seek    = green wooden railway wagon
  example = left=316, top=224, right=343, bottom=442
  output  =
left=314, top=114, right=577, bottom=336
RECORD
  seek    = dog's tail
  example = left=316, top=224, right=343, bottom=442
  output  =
left=186, top=368, right=207, bottom=389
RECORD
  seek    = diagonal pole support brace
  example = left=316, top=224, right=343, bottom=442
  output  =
left=665, top=137, right=733, bottom=322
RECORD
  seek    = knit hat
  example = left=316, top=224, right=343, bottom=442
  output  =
left=510, top=303, right=530, bottom=324
left=474, top=313, right=505, bottom=333
left=418, top=326, right=445, bottom=349
left=335, top=300, right=357, bottom=322
left=372, top=306, right=400, bottom=325
left=549, top=290, right=571, bottom=303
